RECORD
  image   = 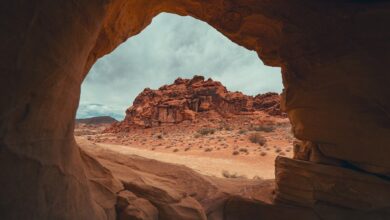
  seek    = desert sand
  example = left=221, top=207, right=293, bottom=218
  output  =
left=75, top=111, right=293, bottom=180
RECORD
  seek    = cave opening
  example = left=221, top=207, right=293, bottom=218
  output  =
left=2, top=1, right=389, bottom=219
left=75, top=13, right=292, bottom=181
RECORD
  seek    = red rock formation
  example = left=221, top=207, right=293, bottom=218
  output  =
left=253, top=92, right=285, bottom=117
left=107, top=76, right=284, bottom=130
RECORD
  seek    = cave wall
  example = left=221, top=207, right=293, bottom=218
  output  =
left=0, top=0, right=389, bottom=219
left=89, top=0, right=390, bottom=174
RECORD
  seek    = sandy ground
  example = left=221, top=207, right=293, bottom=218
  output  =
left=75, top=112, right=295, bottom=179
left=77, top=136, right=276, bottom=179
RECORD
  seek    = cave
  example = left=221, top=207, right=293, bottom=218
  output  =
left=1, top=1, right=390, bottom=220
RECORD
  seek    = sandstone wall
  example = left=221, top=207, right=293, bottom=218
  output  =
left=0, top=0, right=389, bottom=219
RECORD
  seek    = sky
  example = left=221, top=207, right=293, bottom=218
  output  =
left=77, top=13, right=282, bottom=120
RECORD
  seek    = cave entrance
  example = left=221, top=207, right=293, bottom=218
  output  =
left=75, top=13, right=291, bottom=180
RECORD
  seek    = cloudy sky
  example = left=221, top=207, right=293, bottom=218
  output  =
left=77, top=13, right=282, bottom=120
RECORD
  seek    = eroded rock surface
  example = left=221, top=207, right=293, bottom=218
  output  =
left=107, top=76, right=284, bottom=130
left=116, top=190, right=159, bottom=220
left=80, top=138, right=275, bottom=220
left=1, top=0, right=390, bottom=219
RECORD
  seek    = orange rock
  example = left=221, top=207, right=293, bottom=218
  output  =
left=2, top=0, right=389, bottom=219
left=106, top=75, right=284, bottom=131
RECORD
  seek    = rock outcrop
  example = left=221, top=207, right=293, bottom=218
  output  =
left=1, top=0, right=389, bottom=219
left=108, top=75, right=284, bottom=129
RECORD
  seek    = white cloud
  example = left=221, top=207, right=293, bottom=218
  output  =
left=77, top=13, right=282, bottom=119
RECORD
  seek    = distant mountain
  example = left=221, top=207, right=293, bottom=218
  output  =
left=76, top=116, right=118, bottom=125
left=76, top=103, right=124, bottom=121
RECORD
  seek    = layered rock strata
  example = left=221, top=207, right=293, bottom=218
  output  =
left=109, top=75, right=284, bottom=130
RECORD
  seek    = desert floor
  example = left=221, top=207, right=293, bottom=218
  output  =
left=76, top=112, right=294, bottom=179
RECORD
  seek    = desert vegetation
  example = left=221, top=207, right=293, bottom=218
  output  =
left=197, top=127, right=216, bottom=136
left=250, top=124, right=275, bottom=132
left=222, top=170, right=247, bottom=179
left=248, top=132, right=267, bottom=146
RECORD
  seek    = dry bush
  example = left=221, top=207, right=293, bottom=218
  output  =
left=232, top=150, right=239, bottom=155
left=260, top=152, right=267, bottom=156
left=204, top=147, right=213, bottom=152
left=222, top=170, right=247, bottom=179
left=248, top=133, right=267, bottom=146
left=238, top=129, right=247, bottom=134
left=251, top=125, right=275, bottom=132
left=173, top=148, right=179, bottom=152
left=239, top=148, right=248, bottom=153
left=197, top=127, right=216, bottom=136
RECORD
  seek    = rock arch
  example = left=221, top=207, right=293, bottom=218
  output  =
left=0, top=0, right=389, bottom=219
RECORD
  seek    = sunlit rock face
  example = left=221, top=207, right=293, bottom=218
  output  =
left=0, top=0, right=389, bottom=219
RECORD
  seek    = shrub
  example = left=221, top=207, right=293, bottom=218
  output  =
left=232, top=150, right=239, bottom=155
left=204, top=147, right=213, bottom=152
left=249, top=133, right=267, bottom=146
left=173, top=149, right=179, bottom=152
left=238, top=129, right=247, bottom=134
left=239, top=148, right=248, bottom=153
left=251, top=125, right=275, bottom=132
left=197, top=127, right=216, bottom=136
left=222, top=170, right=247, bottom=179
left=260, top=152, right=267, bottom=156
